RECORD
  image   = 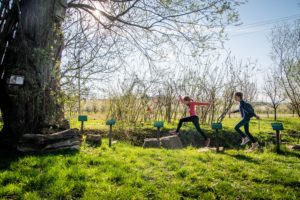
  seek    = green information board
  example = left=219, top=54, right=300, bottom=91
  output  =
left=211, top=123, right=222, bottom=130
left=154, top=121, right=164, bottom=128
left=78, top=115, right=88, bottom=122
left=106, top=119, right=116, bottom=126
left=271, top=123, right=284, bottom=131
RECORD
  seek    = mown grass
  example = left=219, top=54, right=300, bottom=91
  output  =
left=0, top=140, right=299, bottom=199
left=0, top=117, right=299, bottom=199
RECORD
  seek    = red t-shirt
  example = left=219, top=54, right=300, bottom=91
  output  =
left=187, top=102, right=209, bottom=116
left=179, top=96, right=209, bottom=116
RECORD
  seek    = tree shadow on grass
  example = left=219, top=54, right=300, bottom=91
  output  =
left=0, top=149, right=79, bottom=170
left=277, top=149, right=300, bottom=159
left=222, top=152, right=260, bottom=164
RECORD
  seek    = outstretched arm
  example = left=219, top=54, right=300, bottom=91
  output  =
left=231, top=109, right=240, bottom=114
left=178, top=95, right=184, bottom=104
left=192, top=102, right=210, bottom=106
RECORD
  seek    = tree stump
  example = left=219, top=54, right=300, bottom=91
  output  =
left=86, top=134, right=102, bottom=146
left=143, top=138, right=160, bottom=148
left=292, top=144, right=300, bottom=151
left=160, top=135, right=183, bottom=149
left=17, top=129, right=80, bottom=153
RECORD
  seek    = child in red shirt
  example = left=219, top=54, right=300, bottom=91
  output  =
left=170, top=95, right=211, bottom=147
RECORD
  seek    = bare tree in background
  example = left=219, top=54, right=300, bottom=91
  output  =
left=263, top=69, right=285, bottom=120
left=271, top=20, right=300, bottom=117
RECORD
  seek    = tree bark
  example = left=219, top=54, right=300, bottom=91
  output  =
left=0, top=0, right=67, bottom=150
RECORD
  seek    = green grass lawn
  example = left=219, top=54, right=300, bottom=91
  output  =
left=0, top=117, right=299, bottom=199
left=0, top=140, right=299, bottom=199
left=69, top=116, right=300, bottom=147
left=69, top=116, right=300, bottom=135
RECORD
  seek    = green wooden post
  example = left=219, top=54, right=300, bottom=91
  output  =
left=271, top=123, right=284, bottom=153
left=78, top=115, right=88, bottom=136
left=211, top=123, right=222, bottom=152
left=109, top=125, right=112, bottom=147
left=106, top=119, right=116, bottom=147
left=154, top=121, right=164, bottom=147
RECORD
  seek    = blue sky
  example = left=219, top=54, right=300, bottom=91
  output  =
left=225, top=0, right=300, bottom=69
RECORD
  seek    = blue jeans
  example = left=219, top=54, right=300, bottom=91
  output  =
left=235, top=118, right=256, bottom=143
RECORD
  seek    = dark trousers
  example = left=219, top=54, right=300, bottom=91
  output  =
left=176, top=116, right=207, bottom=140
left=234, top=118, right=256, bottom=143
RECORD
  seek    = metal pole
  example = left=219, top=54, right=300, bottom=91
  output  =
left=109, top=125, right=112, bottom=147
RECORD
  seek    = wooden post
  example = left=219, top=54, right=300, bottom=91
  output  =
left=276, top=130, right=281, bottom=153
left=157, top=127, right=161, bottom=147
left=109, top=125, right=112, bottom=147
left=106, top=119, right=116, bottom=148
left=80, top=121, right=84, bottom=135
left=78, top=115, right=87, bottom=139
left=211, top=123, right=222, bottom=153
left=271, top=123, right=283, bottom=154
left=154, top=121, right=164, bottom=148
left=216, top=129, right=219, bottom=152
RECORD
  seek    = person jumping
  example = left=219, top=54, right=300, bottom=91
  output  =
left=170, top=95, right=211, bottom=147
left=230, top=92, right=260, bottom=151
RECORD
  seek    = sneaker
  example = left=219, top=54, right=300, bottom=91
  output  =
left=204, top=138, right=211, bottom=147
left=169, top=130, right=179, bottom=135
left=241, top=137, right=250, bottom=146
left=246, top=142, right=259, bottom=152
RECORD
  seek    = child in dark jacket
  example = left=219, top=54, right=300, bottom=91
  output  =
left=230, top=92, right=260, bottom=151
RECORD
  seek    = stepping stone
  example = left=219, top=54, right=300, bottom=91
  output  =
left=160, top=135, right=183, bottom=149
left=197, top=147, right=225, bottom=152
left=143, top=135, right=183, bottom=149
left=143, top=138, right=160, bottom=148
left=197, top=147, right=211, bottom=152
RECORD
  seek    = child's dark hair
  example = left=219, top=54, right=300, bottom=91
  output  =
left=235, top=92, right=243, bottom=99
left=183, top=96, right=192, bottom=101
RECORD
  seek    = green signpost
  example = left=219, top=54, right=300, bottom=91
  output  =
left=271, top=122, right=284, bottom=153
left=154, top=121, right=164, bottom=147
left=106, top=119, right=116, bottom=147
left=211, top=123, right=222, bottom=152
left=78, top=115, right=88, bottom=136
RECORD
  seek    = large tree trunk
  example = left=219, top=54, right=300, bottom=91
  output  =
left=0, top=0, right=70, bottom=150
